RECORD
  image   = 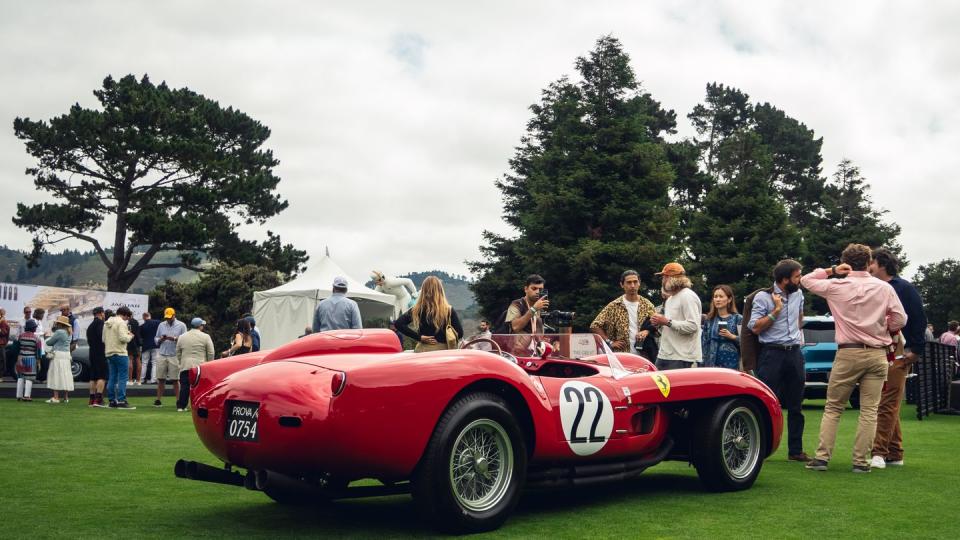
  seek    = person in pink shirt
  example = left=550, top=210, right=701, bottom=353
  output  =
left=938, top=321, right=958, bottom=346
left=801, top=244, right=907, bottom=473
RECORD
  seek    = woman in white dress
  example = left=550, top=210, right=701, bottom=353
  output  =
left=45, top=315, right=75, bottom=403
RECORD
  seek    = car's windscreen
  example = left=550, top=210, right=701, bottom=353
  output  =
left=461, top=334, right=605, bottom=360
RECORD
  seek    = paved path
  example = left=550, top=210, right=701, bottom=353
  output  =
left=0, top=381, right=173, bottom=399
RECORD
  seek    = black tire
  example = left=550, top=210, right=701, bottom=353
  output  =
left=691, top=398, right=767, bottom=492
left=412, top=392, right=527, bottom=534
left=71, top=360, right=88, bottom=382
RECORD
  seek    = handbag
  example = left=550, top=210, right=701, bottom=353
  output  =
left=445, top=308, right=459, bottom=349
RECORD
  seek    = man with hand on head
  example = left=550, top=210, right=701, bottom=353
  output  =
left=803, top=244, right=907, bottom=473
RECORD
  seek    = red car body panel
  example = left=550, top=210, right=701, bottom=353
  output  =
left=190, top=330, right=782, bottom=481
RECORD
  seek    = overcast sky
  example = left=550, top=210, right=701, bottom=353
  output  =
left=1, top=1, right=957, bottom=283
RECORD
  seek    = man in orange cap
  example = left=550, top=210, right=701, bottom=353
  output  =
left=648, top=263, right=702, bottom=370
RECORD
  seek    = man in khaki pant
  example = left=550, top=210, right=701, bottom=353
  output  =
left=868, top=248, right=927, bottom=468
left=800, top=244, right=907, bottom=473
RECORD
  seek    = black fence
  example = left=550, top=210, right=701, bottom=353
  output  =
left=907, top=342, right=959, bottom=420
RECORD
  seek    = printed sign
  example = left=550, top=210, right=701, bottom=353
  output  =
left=559, top=381, right=614, bottom=456
left=0, top=282, right=148, bottom=341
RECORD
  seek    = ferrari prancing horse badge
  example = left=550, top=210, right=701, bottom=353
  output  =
left=653, top=373, right=670, bottom=398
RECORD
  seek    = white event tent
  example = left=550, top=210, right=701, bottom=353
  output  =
left=252, top=254, right=395, bottom=349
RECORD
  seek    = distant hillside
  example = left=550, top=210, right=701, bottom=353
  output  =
left=365, top=270, right=481, bottom=324
left=0, top=246, right=199, bottom=293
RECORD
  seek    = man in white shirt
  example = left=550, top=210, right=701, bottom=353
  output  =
left=649, top=263, right=703, bottom=370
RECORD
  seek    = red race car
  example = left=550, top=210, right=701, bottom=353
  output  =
left=176, top=330, right=782, bottom=533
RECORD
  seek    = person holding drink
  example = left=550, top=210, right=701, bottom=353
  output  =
left=701, top=285, right=743, bottom=369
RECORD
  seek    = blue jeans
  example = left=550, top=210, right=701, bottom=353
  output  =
left=107, top=355, right=129, bottom=403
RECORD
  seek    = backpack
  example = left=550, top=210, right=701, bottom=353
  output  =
left=739, top=287, right=775, bottom=373
left=493, top=298, right=528, bottom=334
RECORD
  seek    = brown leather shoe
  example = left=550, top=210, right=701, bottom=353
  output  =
left=788, top=453, right=811, bottom=462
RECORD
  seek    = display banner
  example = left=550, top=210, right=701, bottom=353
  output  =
left=0, top=282, right=148, bottom=341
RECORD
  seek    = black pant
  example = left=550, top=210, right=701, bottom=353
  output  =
left=756, top=346, right=805, bottom=455
left=176, top=370, right=191, bottom=410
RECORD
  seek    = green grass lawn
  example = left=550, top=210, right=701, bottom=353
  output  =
left=2, top=397, right=958, bottom=539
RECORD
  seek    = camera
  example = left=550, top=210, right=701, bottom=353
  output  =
left=542, top=310, right=575, bottom=328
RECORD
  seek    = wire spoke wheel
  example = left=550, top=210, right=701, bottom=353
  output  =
left=720, top=406, right=761, bottom=480
left=448, top=418, right=514, bottom=512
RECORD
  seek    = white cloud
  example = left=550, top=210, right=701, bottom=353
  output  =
left=0, top=0, right=957, bottom=282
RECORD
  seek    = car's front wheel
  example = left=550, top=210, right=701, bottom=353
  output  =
left=412, top=392, right=527, bottom=533
left=691, top=398, right=766, bottom=492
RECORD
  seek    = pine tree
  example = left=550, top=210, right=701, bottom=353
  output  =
left=469, top=36, right=679, bottom=327
left=688, top=131, right=801, bottom=296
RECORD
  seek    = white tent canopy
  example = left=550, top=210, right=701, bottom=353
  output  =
left=252, top=254, right=395, bottom=349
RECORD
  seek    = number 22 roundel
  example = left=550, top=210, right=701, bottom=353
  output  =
left=559, top=381, right=614, bottom=456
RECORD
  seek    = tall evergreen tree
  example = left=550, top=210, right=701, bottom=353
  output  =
left=687, top=131, right=801, bottom=296
left=688, top=83, right=751, bottom=177
left=469, top=36, right=679, bottom=328
left=914, top=259, right=960, bottom=333
left=752, top=102, right=825, bottom=230
left=806, top=159, right=904, bottom=266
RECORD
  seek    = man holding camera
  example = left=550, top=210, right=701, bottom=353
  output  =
left=504, top=274, right=548, bottom=334
left=591, top=270, right=656, bottom=353
left=648, top=263, right=702, bottom=370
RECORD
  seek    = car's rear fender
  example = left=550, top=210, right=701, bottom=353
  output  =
left=666, top=394, right=780, bottom=459
left=326, top=352, right=551, bottom=480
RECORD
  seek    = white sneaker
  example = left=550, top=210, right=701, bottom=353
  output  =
left=176, top=408, right=186, bottom=412
left=45, top=398, right=60, bottom=404
left=886, top=459, right=904, bottom=466
left=870, top=455, right=886, bottom=469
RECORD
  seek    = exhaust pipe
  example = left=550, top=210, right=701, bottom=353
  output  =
left=254, top=469, right=327, bottom=497
left=174, top=459, right=245, bottom=487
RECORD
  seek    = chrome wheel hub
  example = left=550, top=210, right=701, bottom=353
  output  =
left=449, top=418, right=514, bottom=512
left=721, top=406, right=761, bottom=480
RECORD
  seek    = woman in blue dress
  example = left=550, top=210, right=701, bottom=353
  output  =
left=702, top=285, right=743, bottom=370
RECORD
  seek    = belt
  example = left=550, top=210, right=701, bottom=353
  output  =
left=837, top=343, right=887, bottom=349
left=761, top=343, right=801, bottom=351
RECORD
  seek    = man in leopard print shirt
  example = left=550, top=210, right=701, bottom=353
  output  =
left=590, top=270, right=656, bottom=353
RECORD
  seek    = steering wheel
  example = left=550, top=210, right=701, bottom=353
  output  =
left=460, top=337, right=503, bottom=355
left=460, top=337, right=517, bottom=364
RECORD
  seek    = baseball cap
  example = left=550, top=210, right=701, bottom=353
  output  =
left=655, top=262, right=686, bottom=277
left=191, top=317, right=205, bottom=328
left=332, top=276, right=348, bottom=289
left=164, top=307, right=176, bottom=318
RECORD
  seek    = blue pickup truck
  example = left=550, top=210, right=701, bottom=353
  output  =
left=802, top=315, right=860, bottom=406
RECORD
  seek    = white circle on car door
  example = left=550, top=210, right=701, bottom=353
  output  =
left=559, top=381, right=614, bottom=456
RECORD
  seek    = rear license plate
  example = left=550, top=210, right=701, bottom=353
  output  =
left=225, top=400, right=260, bottom=442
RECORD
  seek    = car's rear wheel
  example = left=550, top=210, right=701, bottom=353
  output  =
left=412, top=392, right=526, bottom=533
left=691, top=398, right=766, bottom=492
